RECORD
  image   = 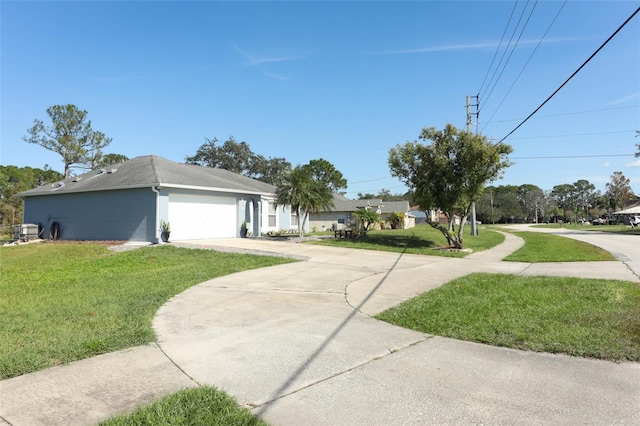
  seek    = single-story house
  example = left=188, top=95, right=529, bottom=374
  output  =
left=309, top=193, right=414, bottom=231
left=612, top=204, right=640, bottom=215
left=611, top=203, right=640, bottom=224
left=18, top=155, right=300, bottom=242
left=410, top=206, right=440, bottom=225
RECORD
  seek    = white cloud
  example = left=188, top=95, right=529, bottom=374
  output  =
left=92, top=75, right=147, bottom=82
left=368, top=37, right=593, bottom=55
left=607, top=93, right=640, bottom=106
left=625, top=159, right=640, bottom=168
left=232, top=44, right=303, bottom=66
left=264, top=72, right=288, bottom=81
left=602, top=161, right=610, bottom=167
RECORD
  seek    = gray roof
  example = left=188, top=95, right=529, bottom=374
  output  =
left=380, top=201, right=411, bottom=214
left=19, top=155, right=276, bottom=197
left=326, top=194, right=409, bottom=213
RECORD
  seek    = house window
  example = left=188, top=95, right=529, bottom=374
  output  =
left=268, top=202, right=276, bottom=227
left=337, top=214, right=346, bottom=224
left=291, top=212, right=298, bottom=227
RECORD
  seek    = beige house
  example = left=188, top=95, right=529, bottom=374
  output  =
left=309, top=194, right=415, bottom=231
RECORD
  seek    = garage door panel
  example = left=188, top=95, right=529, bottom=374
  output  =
left=169, top=194, right=236, bottom=239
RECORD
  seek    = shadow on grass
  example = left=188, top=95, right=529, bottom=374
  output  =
left=357, top=233, right=439, bottom=249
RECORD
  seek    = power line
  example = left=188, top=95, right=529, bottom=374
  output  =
left=481, top=0, right=539, bottom=109
left=481, top=0, right=567, bottom=132
left=507, top=130, right=634, bottom=140
left=344, top=184, right=407, bottom=196
left=512, top=153, right=634, bottom=159
left=477, top=1, right=520, bottom=96
left=487, top=105, right=637, bottom=124
left=497, top=6, right=640, bottom=144
left=349, top=176, right=394, bottom=184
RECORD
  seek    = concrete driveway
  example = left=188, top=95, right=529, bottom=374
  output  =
left=1, top=229, right=639, bottom=425
left=154, top=233, right=639, bottom=425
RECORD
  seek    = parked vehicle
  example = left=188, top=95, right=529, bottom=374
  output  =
left=630, top=216, right=640, bottom=227
left=592, top=218, right=605, bottom=225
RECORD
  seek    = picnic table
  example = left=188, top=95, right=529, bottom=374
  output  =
left=334, top=229, right=354, bottom=239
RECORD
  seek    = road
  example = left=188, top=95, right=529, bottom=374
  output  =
left=501, top=224, right=640, bottom=278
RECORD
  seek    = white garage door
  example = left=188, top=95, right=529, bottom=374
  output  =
left=169, top=194, right=237, bottom=240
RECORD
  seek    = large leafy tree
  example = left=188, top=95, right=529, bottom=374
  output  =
left=476, top=185, right=525, bottom=223
left=186, top=137, right=254, bottom=173
left=23, top=105, right=113, bottom=179
left=275, top=161, right=339, bottom=237
left=573, top=179, right=596, bottom=220
left=476, top=186, right=500, bottom=224
left=517, top=184, right=544, bottom=222
left=250, top=156, right=291, bottom=187
left=605, top=171, right=635, bottom=211
left=538, top=190, right=557, bottom=223
left=305, top=159, right=347, bottom=193
left=0, top=165, right=63, bottom=226
left=185, top=136, right=291, bottom=186
left=92, top=153, right=129, bottom=169
left=551, top=184, right=576, bottom=222
left=388, top=124, right=512, bottom=249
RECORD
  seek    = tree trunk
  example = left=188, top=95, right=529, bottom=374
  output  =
left=427, top=220, right=463, bottom=249
left=301, top=211, right=310, bottom=237
left=297, top=207, right=303, bottom=237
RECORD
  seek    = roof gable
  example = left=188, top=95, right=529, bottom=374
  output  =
left=380, top=201, right=410, bottom=214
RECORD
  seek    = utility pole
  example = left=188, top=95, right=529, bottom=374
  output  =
left=467, top=94, right=479, bottom=236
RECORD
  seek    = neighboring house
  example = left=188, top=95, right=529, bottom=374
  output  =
left=18, top=155, right=298, bottom=242
left=309, top=193, right=414, bottom=231
left=410, top=206, right=439, bottom=225
left=410, top=206, right=462, bottom=226
left=612, top=202, right=640, bottom=225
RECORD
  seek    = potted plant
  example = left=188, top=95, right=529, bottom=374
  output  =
left=241, top=220, right=248, bottom=238
left=160, top=220, right=171, bottom=243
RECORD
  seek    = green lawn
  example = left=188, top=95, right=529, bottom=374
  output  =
left=503, top=231, right=616, bottom=262
left=101, top=386, right=266, bottom=426
left=4, top=231, right=637, bottom=424
left=376, top=273, right=640, bottom=361
left=0, top=242, right=295, bottom=379
left=309, top=224, right=504, bottom=257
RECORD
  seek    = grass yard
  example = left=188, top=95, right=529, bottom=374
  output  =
left=309, top=224, right=504, bottom=257
left=376, top=273, right=640, bottom=362
left=0, top=242, right=295, bottom=379
left=503, top=231, right=616, bottom=262
left=101, top=386, right=266, bottom=426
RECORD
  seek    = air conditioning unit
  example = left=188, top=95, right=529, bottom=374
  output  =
left=12, top=223, right=40, bottom=241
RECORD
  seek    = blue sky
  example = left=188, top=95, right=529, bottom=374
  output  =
left=2, top=1, right=639, bottom=197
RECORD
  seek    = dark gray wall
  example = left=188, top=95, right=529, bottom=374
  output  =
left=22, top=188, right=156, bottom=241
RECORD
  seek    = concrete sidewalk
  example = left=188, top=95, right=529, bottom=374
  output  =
left=1, top=231, right=639, bottom=425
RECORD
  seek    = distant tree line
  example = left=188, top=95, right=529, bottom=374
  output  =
left=357, top=189, right=410, bottom=202
left=0, top=165, right=63, bottom=226
left=475, top=172, right=635, bottom=224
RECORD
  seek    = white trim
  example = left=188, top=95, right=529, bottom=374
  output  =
left=21, top=183, right=275, bottom=198
left=151, top=186, right=160, bottom=243
left=159, top=183, right=274, bottom=197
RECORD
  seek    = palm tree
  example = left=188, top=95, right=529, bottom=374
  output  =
left=276, top=165, right=334, bottom=237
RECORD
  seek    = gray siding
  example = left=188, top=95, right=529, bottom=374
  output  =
left=23, top=188, right=156, bottom=241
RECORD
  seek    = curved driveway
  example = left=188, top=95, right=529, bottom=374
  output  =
left=155, top=229, right=640, bottom=425
left=2, top=228, right=639, bottom=425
